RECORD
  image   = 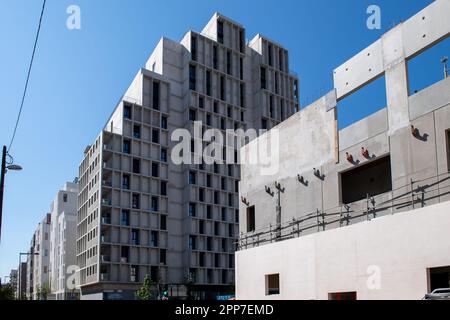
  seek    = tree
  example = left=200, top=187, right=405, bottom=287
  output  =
left=0, top=284, right=15, bottom=300
left=136, top=275, right=154, bottom=300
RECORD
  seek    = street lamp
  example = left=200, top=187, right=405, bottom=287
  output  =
left=0, top=145, right=23, bottom=244
left=442, top=56, right=449, bottom=79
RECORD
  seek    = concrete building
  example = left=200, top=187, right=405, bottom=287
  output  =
left=27, top=214, right=51, bottom=300
left=236, top=0, right=450, bottom=300
left=49, top=181, right=79, bottom=300
left=16, top=263, right=27, bottom=300
left=9, top=269, right=18, bottom=298
left=76, top=13, right=299, bottom=299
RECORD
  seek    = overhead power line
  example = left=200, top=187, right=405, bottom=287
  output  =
left=8, top=0, right=47, bottom=153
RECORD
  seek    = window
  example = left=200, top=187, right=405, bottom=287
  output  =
left=199, top=96, right=204, bottom=109
left=132, top=159, right=140, bottom=174
left=132, top=193, right=140, bottom=209
left=222, top=270, right=228, bottom=284
left=215, top=253, right=220, bottom=268
left=214, top=191, right=220, bottom=205
left=161, top=116, right=168, bottom=129
left=221, top=207, right=226, bottom=221
left=150, top=231, right=158, bottom=247
left=188, top=203, right=196, bottom=217
left=151, top=266, right=159, bottom=282
left=239, top=57, right=243, bottom=80
left=123, top=139, right=131, bottom=154
left=160, top=215, right=167, bottom=230
left=247, top=206, right=255, bottom=232
left=217, top=21, right=224, bottom=44
left=213, top=46, right=218, bottom=69
left=214, top=222, right=220, bottom=236
left=160, top=249, right=167, bottom=265
left=189, top=65, right=196, bottom=91
left=153, top=82, right=160, bottom=110
left=199, top=188, right=205, bottom=202
left=206, top=205, right=212, bottom=219
left=275, top=73, right=279, bottom=94
left=206, top=71, right=211, bottom=96
left=240, top=83, right=245, bottom=107
left=220, top=76, right=225, bottom=101
left=189, top=109, right=196, bottom=121
left=130, top=266, right=138, bottom=282
left=227, top=106, right=232, bottom=118
left=133, top=125, right=141, bottom=139
left=191, top=35, right=197, bottom=61
left=151, top=197, right=159, bottom=212
left=160, top=148, right=168, bottom=163
left=63, top=193, right=68, bottom=202
left=220, top=118, right=225, bottom=131
left=265, top=274, right=280, bottom=295
left=199, top=252, right=205, bottom=267
left=239, top=29, right=245, bottom=53
left=341, top=156, right=392, bottom=204
left=260, top=66, right=267, bottom=89
left=121, top=210, right=130, bottom=226
left=328, top=292, right=357, bottom=300
left=206, top=114, right=212, bottom=126
left=152, top=163, right=159, bottom=178
left=131, top=229, right=140, bottom=245
left=199, top=220, right=205, bottom=234
left=160, top=181, right=167, bottom=196
left=221, top=177, right=226, bottom=190
left=268, top=44, right=273, bottom=67
left=152, top=129, right=160, bottom=144
left=279, top=48, right=284, bottom=71
left=213, top=101, right=218, bottom=113
left=269, top=96, right=274, bottom=118
left=207, top=237, right=212, bottom=251
left=206, top=174, right=212, bottom=188
left=261, top=119, right=267, bottom=130
left=124, top=105, right=132, bottom=119
left=122, top=174, right=130, bottom=190
left=189, top=171, right=196, bottom=185
left=226, top=51, right=232, bottom=75
left=189, top=235, right=197, bottom=250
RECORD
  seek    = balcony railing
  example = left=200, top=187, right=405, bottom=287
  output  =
left=100, top=273, right=109, bottom=281
left=237, top=171, right=450, bottom=251
left=101, top=217, right=111, bottom=225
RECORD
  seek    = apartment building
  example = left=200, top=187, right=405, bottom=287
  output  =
left=76, top=13, right=299, bottom=300
left=49, top=181, right=79, bottom=300
left=236, top=0, right=450, bottom=300
left=27, top=214, right=51, bottom=300
left=16, top=263, right=27, bottom=300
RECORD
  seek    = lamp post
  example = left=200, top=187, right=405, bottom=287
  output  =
left=0, top=145, right=23, bottom=244
left=442, top=56, right=449, bottom=79
left=18, top=252, right=38, bottom=300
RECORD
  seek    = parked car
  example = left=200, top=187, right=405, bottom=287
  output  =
left=423, top=288, right=450, bottom=300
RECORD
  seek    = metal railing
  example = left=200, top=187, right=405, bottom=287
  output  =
left=237, top=171, right=450, bottom=250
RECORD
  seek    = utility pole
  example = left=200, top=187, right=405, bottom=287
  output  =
left=0, top=145, right=7, bottom=243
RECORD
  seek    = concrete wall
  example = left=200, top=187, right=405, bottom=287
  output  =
left=236, top=201, right=450, bottom=300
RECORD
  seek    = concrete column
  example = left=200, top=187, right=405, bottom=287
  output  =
left=385, top=59, right=410, bottom=135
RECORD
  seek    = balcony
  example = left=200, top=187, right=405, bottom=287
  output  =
left=102, top=180, right=112, bottom=188
left=100, top=235, right=111, bottom=243
left=100, top=255, right=110, bottom=263
left=101, top=216, right=111, bottom=225
left=103, top=144, right=114, bottom=152
left=100, top=273, right=109, bottom=281
left=101, top=199, right=112, bottom=206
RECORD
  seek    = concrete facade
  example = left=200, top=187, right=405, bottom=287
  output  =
left=27, top=214, right=51, bottom=300
left=49, top=182, right=79, bottom=300
left=237, top=0, right=450, bottom=300
left=76, top=13, right=299, bottom=299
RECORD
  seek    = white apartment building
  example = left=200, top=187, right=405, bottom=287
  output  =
left=49, top=181, right=79, bottom=300
left=76, top=13, right=299, bottom=300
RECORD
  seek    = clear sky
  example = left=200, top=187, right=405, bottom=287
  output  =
left=0, top=0, right=447, bottom=278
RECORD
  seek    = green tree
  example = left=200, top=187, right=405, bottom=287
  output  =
left=136, top=275, right=154, bottom=300
left=0, top=284, right=15, bottom=300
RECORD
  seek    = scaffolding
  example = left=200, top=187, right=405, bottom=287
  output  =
left=237, top=171, right=450, bottom=251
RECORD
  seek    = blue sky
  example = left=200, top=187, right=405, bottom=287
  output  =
left=0, top=0, right=447, bottom=278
